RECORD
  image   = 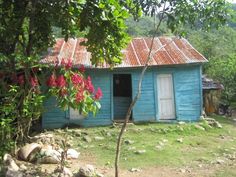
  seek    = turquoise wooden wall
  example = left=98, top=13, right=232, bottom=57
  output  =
left=113, top=97, right=131, bottom=119
left=42, top=65, right=202, bottom=129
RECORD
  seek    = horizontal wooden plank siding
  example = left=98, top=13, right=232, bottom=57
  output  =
left=132, top=69, right=156, bottom=122
left=42, top=97, right=66, bottom=129
left=113, top=97, right=131, bottom=119
left=42, top=65, right=203, bottom=129
left=173, top=65, right=201, bottom=121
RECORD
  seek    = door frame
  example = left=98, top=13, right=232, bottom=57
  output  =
left=111, top=73, right=133, bottom=121
left=156, top=73, right=176, bottom=120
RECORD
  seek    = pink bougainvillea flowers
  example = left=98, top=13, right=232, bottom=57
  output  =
left=85, top=76, right=94, bottom=93
left=75, top=91, right=84, bottom=103
left=46, top=74, right=57, bottom=87
left=95, top=87, right=102, bottom=100
left=71, top=73, right=83, bottom=86
left=56, top=75, right=66, bottom=88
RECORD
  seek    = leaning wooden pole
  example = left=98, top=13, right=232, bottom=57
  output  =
left=114, top=4, right=170, bottom=176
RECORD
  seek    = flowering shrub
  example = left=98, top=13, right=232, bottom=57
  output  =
left=47, top=59, right=102, bottom=116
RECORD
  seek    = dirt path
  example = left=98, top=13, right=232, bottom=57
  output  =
left=37, top=151, right=236, bottom=177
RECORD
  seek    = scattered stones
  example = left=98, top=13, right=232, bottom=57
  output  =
left=124, top=139, right=134, bottom=145
left=135, top=150, right=146, bottom=154
left=3, top=154, right=19, bottom=171
left=19, top=164, right=27, bottom=171
left=94, top=136, right=105, bottom=141
left=204, top=118, right=222, bottom=128
left=106, top=132, right=112, bottom=137
left=17, top=143, right=41, bottom=161
left=3, top=154, right=23, bottom=177
left=216, top=159, right=225, bottom=164
left=129, top=168, right=141, bottom=172
left=5, top=168, right=23, bottom=177
left=83, top=136, right=92, bottom=143
left=96, top=173, right=104, bottom=177
left=176, top=138, right=183, bottom=143
left=29, top=133, right=54, bottom=145
left=215, top=122, right=222, bottom=128
left=76, top=164, right=96, bottom=177
left=198, top=164, right=203, bottom=168
left=54, top=166, right=73, bottom=177
left=67, top=148, right=80, bottom=159
left=194, top=124, right=205, bottom=131
left=128, top=146, right=136, bottom=151
left=37, top=148, right=61, bottom=164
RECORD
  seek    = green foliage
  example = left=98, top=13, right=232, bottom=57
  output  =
left=188, top=27, right=236, bottom=102
left=136, top=0, right=230, bottom=33
left=0, top=0, right=136, bottom=66
left=125, top=16, right=172, bottom=36
left=207, top=55, right=236, bottom=101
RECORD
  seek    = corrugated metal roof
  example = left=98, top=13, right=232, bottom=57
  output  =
left=202, top=75, right=224, bottom=90
left=41, top=37, right=207, bottom=68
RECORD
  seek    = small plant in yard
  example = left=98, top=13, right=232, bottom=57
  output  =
left=47, top=58, right=102, bottom=116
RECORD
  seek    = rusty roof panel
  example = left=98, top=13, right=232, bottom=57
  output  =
left=154, top=51, right=174, bottom=65
left=42, top=37, right=207, bottom=68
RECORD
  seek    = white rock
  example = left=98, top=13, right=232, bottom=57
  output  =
left=54, top=166, right=73, bottom=177
left=178, top=121, right=186, bottom=125
left=135, top=150, right=146, bottom=154
left=194, top=124, right=205, bottom=131
left=77, top=164, right=96, bottom=177
left=94, top=136, right=105, bottom=141
left=129, top=168, right=141, bottom=172
left=18, top=143, right=41, bottom=161
left=96, top=173, right=104, bottom=177
left=67, top=149, right=80, bottom=159
left=19, top=164, right=27, bottom=171
left=216, top=159, right=225, bottom=164
left=38, top=149, right=61, bottom=164
left=5, top=168, right=23, bottom=177
left=162, top=139, right=168, bottom=143
left=180, top=168, right=186, bottom=173
left=124, top=139, right=134, bottom=145
left=176, top=138, right=183, bottom=143
left=3, top=154, right=19, bottom=171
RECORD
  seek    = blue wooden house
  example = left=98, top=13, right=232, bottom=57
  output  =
left=41, top=37, right=207, bottom=129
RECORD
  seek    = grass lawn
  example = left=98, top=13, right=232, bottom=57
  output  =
left=50, top=115, right=236, bottom=177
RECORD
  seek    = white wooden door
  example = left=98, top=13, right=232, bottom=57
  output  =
left=157, top=74, right=176, bottom=120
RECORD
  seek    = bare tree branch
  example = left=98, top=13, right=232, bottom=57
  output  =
left=114, top=3, right=175, bottom=177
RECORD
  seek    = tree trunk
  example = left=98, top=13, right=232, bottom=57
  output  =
left=114, top=4, right=170, bottom=176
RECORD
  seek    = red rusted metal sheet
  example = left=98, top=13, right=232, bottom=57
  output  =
left=41, top=37, right=207, bottom=68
